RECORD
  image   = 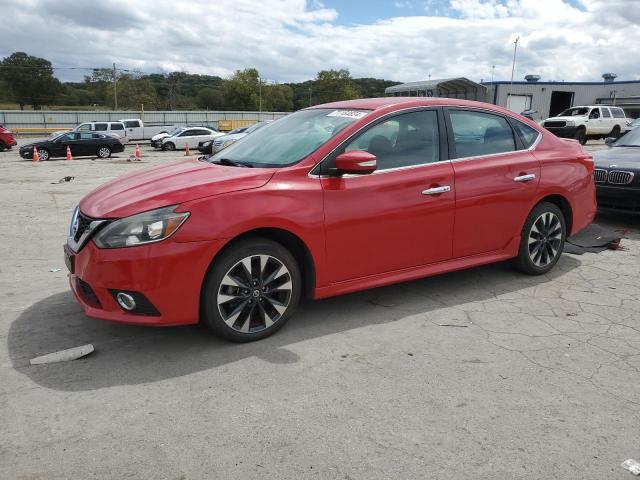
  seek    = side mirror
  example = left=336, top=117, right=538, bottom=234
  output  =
left=605, top=137, right=616, bottom=146
left=335, top=150, right=377, bottom=175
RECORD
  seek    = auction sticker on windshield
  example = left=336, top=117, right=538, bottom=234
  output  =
left=327, top=110, right=368, bottom=119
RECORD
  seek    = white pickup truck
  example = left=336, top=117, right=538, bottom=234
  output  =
left=119, top=119, right=178, bottom=141
left=541, top=106, right=630, bottom=145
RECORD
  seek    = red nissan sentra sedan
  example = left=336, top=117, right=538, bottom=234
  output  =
left=65, top=98, right=596, bottom=341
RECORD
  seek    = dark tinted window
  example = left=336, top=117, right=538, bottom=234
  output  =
left=449, top=110, right=515, bottom=158
left=110, top=123, right=124, bottom=130
left=179, top=130, right=195, bottom=137
left=612, top=108, right=626, bottom=118
left=79, top=132, right=93, bottom=140
left=602, top=107, right=612, bottom=118
left=124, top=121, right=140, bottom=128
left=94, top=123, right=108, bottom=131
left=342, top=110, right=440, bottom=171
left=512, top=120, right=540, bottom=149
left=92, top=133, right=105, bottom=139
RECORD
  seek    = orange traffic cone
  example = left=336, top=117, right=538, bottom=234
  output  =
left=66, top=146, right=73, bottom=161
left=184, top=144, right=191, bottom=156
left=32, top=146, right=39, bottom=162
left=135, top=144, right=142, bottom=160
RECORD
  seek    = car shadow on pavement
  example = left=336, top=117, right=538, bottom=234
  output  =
left=8, top=255, right=581, bottom=391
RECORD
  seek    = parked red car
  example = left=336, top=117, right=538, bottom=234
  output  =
left=0, top=125, right=17, bottom=151
left=65, top=98, right=596, bottom=341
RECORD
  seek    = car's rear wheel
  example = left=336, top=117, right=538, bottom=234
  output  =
left=610, top=125, right=621, bottom=138
left=513, top=202, right=566, bottom=275
left=574, top=127, right=587, bottom=145
left=37, top=148, right=50, bottom=161
left=163, top=142, right=175, bottom=151
left=97, top=145, right=111, bottom=158
left=202, top=238, right=301, bottom=342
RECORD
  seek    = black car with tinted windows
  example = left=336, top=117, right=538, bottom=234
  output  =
left=593, top=128, right=640, bottom=212
left=19, top=132, right=125, bottom=161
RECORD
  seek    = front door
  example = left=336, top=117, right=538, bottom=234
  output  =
left=321, top=109, right=455, bottom=283
left=445, top=108, right=541, bottom=258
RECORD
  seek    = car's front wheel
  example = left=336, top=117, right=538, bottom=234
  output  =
left=162, top=142, right=175, bottom=151
left=574, top=127, right=587, bottom=145
left=202, top=238, right=301, bottom=342
left=97, top=145, right=112, bottom=158
left=513, top=202, right=566, bottom=275
left=0, top=141, right=5, bottom=152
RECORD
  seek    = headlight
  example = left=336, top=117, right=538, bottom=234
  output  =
left=565, top=120, right=575, bottom=127
left=203, top=140, right=212, bottom=146
left=93, top=206, right=190, bottom=248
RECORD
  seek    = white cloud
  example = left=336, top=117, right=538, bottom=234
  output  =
left=0, top=0, right=638, bottom=84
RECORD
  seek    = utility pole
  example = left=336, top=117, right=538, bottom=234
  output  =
left=491, top=65, right=495, bottom=83
left=113, top=63, right=118, bottom=110
left=258, top=76, right=262, bottom=114
left=507, top=36, right=519, bottom=110
left=309, top=85, right=312, bottom=107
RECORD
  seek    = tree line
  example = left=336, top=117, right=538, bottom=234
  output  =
left=0, top=52, right=400, bottom=111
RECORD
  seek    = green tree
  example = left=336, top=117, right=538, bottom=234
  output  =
left=262, top=84, right=294, bottom=111
left=222, top=68, right=260, bottom=110
left=0, top=52, right=61, bottom=109
left=312, top=69, right=360, bottom=105
left=105, top=74, right=159, bottom=110
left=196, top=87, right=225, bottom=109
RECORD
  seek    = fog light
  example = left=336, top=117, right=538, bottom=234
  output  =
left=116, top=292, right=136, bottom=311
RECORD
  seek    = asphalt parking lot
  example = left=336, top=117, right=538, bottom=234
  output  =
left=1, top=137, right=639, bottom=479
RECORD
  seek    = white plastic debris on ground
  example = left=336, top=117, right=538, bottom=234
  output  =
left=622, top=459, right=640, bottom=476
left=30, top=344, right=94, bottom=365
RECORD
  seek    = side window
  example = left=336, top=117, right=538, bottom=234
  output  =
left=91, top=133, right=103, bottom=139
left=79, top=132, right=93, bottom=140
left=94, top=123, right=108, bottom=131
left=125, top=121, right=140, bottom=128
left=512, top=120, right=540, bottom=149
left=602, top=107, right=612, bottom=118
left=110, top=123, right=124, bottom=131
left=448, top=110, right=516, bottom=158
left=179, top=130, right=194, bottom=137
left=589, top=108, right=600, bottom=119
left=60, top=132, right=76, bottom=141
left=612, top=108, right=626, bottom=118
left=342, top=110, right=440, bottom=171
left=78, top=123, right=91, bottom=131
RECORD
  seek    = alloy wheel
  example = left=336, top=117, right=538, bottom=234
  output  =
left=38, top=149, right=49, bottom=161
left=217, top=254, right=293, bottom=334
left=527, top=212, right=562, bottom=267
left=98, top=147, right=111, bottom=158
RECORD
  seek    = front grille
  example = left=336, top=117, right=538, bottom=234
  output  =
left=544, top=121, right=566, bottom=128
left=594, top=169, right=607, bottom=183
left=74, top=212, right=93, bottom=242
left=608, top=170, right=634, bottom=185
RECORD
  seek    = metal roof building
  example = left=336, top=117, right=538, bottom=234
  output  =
left=385, top=75, right=640, bottom=121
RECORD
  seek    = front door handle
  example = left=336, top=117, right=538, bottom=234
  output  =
left=514, top=173, right=536, bottom=182
left=422, top=185, right=451, bottom=195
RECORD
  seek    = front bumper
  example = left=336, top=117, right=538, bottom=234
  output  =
left=19, top=149, right=33, bottom=159
left=544, top=125, right=579, bottom=138
left=596, top=184, right=640, bottom=212
left=150, top=140, right=163, bottom=148
left=67, top=238, right=223, bottom=326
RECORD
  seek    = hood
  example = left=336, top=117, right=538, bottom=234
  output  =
left=219, top=132, right=247, bottom=142
left=593, top=147, right=640, bottom=169
left=151, top=132, right=171, bottom=141
left=80, top=159, right=276, bottom=218
left=545, top=116, right=585, bottom=123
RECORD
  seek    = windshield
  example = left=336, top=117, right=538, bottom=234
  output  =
left=206, top=108, right=369, bottom=167
left=169, top=127, right=185, bottom=137
left=558, top=107, right=589, bottom=117
left=613, top=128, right=640, bottom=147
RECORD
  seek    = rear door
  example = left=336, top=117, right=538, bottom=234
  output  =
left=588, top=108, right=606, bottom=134
left=321, top=108, right=455, bottom=282
left=445, top=108, right=541, bottom=258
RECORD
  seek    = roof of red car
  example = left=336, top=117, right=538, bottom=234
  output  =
left=311, top=96, right=497, bottom=111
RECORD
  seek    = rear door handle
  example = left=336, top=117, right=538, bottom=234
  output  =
left=514, top=174, right=536, bottom=182
left=422, top=185, right=451, bottom=195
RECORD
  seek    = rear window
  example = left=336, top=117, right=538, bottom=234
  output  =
left=124, top=121, right=140, bottom=128
left=611, top=108, right=626, bottom=118
left=110, top=123, right=124, bottom=130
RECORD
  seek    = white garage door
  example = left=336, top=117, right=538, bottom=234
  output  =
left=507, top=94, right=532, bottom=114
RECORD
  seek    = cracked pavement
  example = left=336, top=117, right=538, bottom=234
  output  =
left=1, top=139, right=639, bottom=479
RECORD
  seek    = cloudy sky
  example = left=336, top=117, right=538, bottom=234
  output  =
left=1, top=0, right=638, bottom=84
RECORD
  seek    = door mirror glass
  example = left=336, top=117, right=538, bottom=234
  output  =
left=335, top=150, right=377, bottom=175
left=605, top=137, right=617, bottom=146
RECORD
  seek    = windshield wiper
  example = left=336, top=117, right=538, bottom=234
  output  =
left=211, top=158, right=252, bottom=168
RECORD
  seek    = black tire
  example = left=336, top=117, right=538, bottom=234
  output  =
left=37, top=148, right=50, bottom=161
left=574, top=127, right=587, bottom=145
left=513, top=202, right=566, bottom=275
left=202, top=237, right=301, bottom=342
left=96, top=145, right=112, bottom=158
left=0, top=141, right=5, bottom=152
left=162, top=142, right=175, bottom=151
left=610, top=125, right=621, bottom=138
